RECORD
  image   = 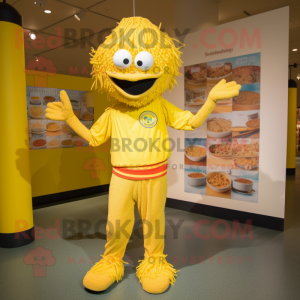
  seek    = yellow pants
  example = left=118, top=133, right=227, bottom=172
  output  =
left=104, top=173, right=167, bottom=259
left=84, top=173, right=177, bottom=291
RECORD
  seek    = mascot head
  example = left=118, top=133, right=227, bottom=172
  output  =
left=90, top=17, right=183, bottom=107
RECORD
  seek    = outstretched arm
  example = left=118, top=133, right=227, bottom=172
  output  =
left=46, top=90, right=92, bottom=142
left=189, top=79, right=241, bottom=128
left=46, top=90, right=111, bottom=146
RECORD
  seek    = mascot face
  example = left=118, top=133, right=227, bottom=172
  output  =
left=91, top=17, right=182, bottom=108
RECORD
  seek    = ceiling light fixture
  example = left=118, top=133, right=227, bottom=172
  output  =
left=293, top=49, right=298, bottom=52
left=44, top=10, right=51, bottom=13
left=35, top=57, right=39, bottom=62
left=34, top=0, right=46, bottom=6
left=74, top=9, right=85, bottom=21
left=297, top=74, right=300, bottom=80
left=29, top=32, right=37, bottom=40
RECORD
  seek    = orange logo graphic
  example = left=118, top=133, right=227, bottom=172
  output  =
left=83, top=157, right=106, bottom=179
left=25, top=56, right=57, bottom=87
left=24, top=246, right=56, bottom=277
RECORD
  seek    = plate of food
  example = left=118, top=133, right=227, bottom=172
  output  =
left=43, top=96, right=56, bottom=105
left=207, top=62, right=232, bottom=80
left=47, top=139, right=61, bottom=149
left=30, top=106, right=45, bottom=119
left=185, top=65, right=207, bottom=85
left=206, top=172, right=231, bottom=193
left=232, top=143, right=259, bottom=158
left=61, top=139, right=72, bottom=148
left=232, top=65, right=260, bottom=85
left=46, top=122, right=60, bottom=132
left=209, top=144, right=232, bottom=158
left=233, top=91, right=260, bottom=110
left=81, top=113, right=94, bottom=121
left=186, top=172, right=206, bottom=187
left=61, top=123, right=72, bottom=135
left=246, top=119, right=260, bottom=129
left=207, top=117, right=232, bottom=138
left=32, top=139, right=47, bottom=150
left=187, top=98, right=206, bottom=107
left=233, top=157, right=259, bottom=170
left=185, top=145, right=207, bottom=162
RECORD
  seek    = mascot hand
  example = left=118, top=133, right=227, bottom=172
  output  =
left=208, top=79, right=241, bottom=103
left=46, top=90, right=75, bottom=121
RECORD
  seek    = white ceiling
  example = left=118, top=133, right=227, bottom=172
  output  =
left=5, top=0, right=300, bottom=91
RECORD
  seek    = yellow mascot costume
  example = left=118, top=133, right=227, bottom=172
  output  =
left=46, top=17, right=241, bottom=294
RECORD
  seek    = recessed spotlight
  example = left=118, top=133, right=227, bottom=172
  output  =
left=29, top=32, right=36, bottom=40
left=74, top=9, right=85, bottom=21
left=292, top=49, right=298, bottom=52
left=44, top=10, right=51, bottom=13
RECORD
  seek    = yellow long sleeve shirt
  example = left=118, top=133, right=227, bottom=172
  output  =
left=89, top=97, right=195, bottom=167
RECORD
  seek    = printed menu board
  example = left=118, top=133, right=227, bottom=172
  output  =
left=184, top=52, right=260, bottom=203
left=26, top=87, right=94, bottom=150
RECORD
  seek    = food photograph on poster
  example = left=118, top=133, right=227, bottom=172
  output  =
left=184, top=53, right=261, bottom=203
left=27, top=87, right=94, bottom=150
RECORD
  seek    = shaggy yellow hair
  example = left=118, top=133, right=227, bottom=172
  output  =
left=90, top=17, right=183, bottom=107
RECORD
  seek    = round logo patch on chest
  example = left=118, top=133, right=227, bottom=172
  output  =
left=139, top=111, right=158, bottom=128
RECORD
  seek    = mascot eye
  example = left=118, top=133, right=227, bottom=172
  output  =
left=113, top=49, right=132, bottom=69
left=134, top=51, right=154, bottom=71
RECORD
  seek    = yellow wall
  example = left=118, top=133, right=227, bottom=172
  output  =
left=26, top=73, right=112, bottom=197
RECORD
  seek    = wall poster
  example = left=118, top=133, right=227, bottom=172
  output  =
left=184, top=53, right=260, bottom=203
left=26, top=87, right=94, bottom=150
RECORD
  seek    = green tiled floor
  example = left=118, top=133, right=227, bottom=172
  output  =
left=1, top=159, right=300, bottom=300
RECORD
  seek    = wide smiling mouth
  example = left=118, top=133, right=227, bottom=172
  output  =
left=110, top=77, right=157, bottom=96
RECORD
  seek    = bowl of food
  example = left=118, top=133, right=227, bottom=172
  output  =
left=207, top=117, right=232, bottom=138
left=232, top=177, right=253, bottom=192
left=187, top=172, right=206, bottom=186
left=32, top=139, right=47, bottom=150
left=207, top=172, right=231, bottom=193
left=185, top=145, right=207, bottom=162
left=30, top=122, right=46, bottom=133
left=30, top=96, right=41, bottom=105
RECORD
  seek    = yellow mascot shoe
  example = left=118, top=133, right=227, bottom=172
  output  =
left=141, top=274, right=170, bottom=294
left=83, top=272, right=115, bottom=292
left=136, top=254, right=178, bottom=294
left=83, top=255, right=126, bottom=292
